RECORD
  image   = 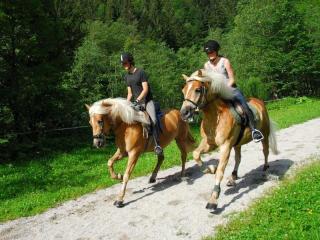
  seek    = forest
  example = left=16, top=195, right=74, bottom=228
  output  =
left=0, top=0, right=319, bottom=161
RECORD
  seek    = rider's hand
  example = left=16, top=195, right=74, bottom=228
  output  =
left=131, top=100, right=144, bottom=111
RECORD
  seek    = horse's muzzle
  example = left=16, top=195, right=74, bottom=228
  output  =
left=93, top=138, right=105, bottom=148
left=180, top=106, right=195, bottom=122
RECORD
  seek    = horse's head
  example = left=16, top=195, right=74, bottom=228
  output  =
left=86, top=101, right=112, bottom=148
left=180, top=69, right=235, bottom=121
left=180, top=70, right=210, bottom=121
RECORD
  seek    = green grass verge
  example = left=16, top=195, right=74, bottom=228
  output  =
left=0, top=97, right=319, bottom=222
left=207, top=159, right=320, bottom=240
left=267, top=97, right=320, bottom=128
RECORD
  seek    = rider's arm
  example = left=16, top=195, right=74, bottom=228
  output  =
left=224, top=58, right=236, bottom=87
left=137, top=82, right=148, bottom=102
left=127, top=87, right=133, bottom=101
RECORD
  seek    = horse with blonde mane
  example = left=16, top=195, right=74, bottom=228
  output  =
left=86, top=98, right=195, bottom=207
left=180, top=69, right=279, bottom=210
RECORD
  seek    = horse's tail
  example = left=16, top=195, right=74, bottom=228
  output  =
left=269, top=119, right=279, bottom=154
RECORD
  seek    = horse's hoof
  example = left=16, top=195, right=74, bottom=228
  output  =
left=149, top=178, right=156, bottom=183
left=203, top=165, right=217, bottom=174
left=206, top=202, right=218, bottom=210
left=117, top=173, right=123, bottom=180
left=226, top=179, right=236, bottom=187
left=113, top=200, right=125, bottom=208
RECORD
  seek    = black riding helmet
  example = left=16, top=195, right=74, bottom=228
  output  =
left=203, top=40, right=220, bottom=54
left=120, top=52, right=134, bottom=65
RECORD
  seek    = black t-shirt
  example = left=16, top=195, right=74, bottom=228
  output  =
left=124, top=68, right=153, bottom=103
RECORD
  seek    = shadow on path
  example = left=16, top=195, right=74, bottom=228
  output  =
left=124, top=159, right=218, bottom=206
left=211, top=159, right=294, bottom=214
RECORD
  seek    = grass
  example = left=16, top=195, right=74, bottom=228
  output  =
left=207, top=159, right=320, bottom=240
left=0, top=97, right=319, bottom=222
left=267, top=97, right=320, bottom=128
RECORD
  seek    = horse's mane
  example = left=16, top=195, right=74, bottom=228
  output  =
left=89, top=98, right=149, bottom=124
left=189, top=69, right=234, bottom=99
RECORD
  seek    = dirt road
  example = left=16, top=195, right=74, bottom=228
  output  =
left=1, top=118, right=320, bottom=240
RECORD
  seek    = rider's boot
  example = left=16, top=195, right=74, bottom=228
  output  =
left=152, top=125, right=163, bottom=156
left=246, top=108, right=264, bottom=142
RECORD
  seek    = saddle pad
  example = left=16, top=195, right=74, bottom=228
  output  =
left=229, top=103, right=259, bottom=125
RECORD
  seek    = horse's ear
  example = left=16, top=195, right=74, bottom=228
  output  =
left=85, top=104, right=91, bottom=111
left=198, top=69, right=203, bottom=77
left=182, top=74, right=189, bottom=81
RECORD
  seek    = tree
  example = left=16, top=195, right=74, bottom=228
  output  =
left=225, top=0, right=315, bottom=98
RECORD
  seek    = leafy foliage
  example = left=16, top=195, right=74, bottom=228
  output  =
left=224, top=0, right=317, bottom=98
left=0, top=0, right=319, bottom=161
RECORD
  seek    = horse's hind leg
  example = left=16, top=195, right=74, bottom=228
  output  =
left=227, top=145, right=241, bottom=187
left=149, top=154, right=164, bottom=183
left=262, top=138, right=270, bottom=172
left=175, top=139, right=188, bottom=177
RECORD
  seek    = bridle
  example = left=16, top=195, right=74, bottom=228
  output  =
left=183, top=79, right=208, bottom=110
left=92, top=116, right=120, bottom=141
left=92, top=120, right=105, bottom=140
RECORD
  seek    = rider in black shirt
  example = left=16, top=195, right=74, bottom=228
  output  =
left=121, top=52, right=163, bottom=156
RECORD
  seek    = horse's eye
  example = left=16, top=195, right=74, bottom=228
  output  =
left=195, top=88, right=202, bottom=93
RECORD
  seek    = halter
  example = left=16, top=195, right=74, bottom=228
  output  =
left=184, top=79, right=208, bottom=110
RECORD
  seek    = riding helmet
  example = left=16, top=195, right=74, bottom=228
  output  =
left=203, top=40, right=220, bottom=54
left=120, top=52, right=134, bottom=65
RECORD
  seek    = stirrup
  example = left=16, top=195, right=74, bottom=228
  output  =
left=154, top=145, right=163, bottom=156
left=252, top=129, right=264, bottom=143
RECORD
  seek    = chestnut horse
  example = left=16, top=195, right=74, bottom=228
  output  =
left=180, top=69, right=278, bottom=210
left=86, top=98, right=195, bottom=207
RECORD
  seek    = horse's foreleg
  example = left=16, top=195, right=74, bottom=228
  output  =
left=149, top=154, right=164, bottom=183
left=114, top=151, right=140, bottom=208
left=227, top=146, right=241, bottom=187
left=206, top=142, right=232, bottom=210
left=107, top=148, right=126, bottom=180
left=193, top=138, right=216, bottom=174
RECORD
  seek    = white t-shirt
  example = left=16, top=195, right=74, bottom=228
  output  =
left=204, top=57, right=229, bottom=83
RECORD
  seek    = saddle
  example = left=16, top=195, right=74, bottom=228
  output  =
left=132, top=102, right=164, bottom=139
left=225, top=100, right=259, bottom=125
left=224, top=100, right=260, bottom=145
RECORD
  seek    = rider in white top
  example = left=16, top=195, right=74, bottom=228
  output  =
left=203, top=40, right=264, bottom=142
left=204, top=57, right=229, bottom=82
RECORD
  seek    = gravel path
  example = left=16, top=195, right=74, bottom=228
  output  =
left=1, top=118, right=320, bottom=240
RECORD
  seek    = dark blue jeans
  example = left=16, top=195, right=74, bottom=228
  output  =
left=232, top=89, right=255, bottom=130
